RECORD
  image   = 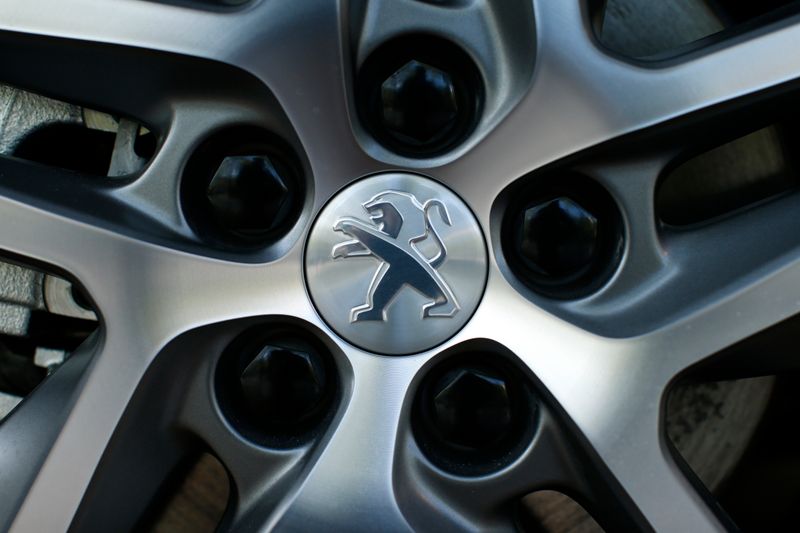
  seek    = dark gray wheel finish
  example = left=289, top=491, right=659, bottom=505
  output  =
left=0, top=1, right=799, bottom=532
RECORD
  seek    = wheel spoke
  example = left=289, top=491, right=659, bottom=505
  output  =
left=268, top=351, right=417, bottom=531
left=229, top=1, right=375, bottom=195
left=0, top=28, right=258, bottom=131
left=465, top=279, right=726, bottom=530
left=0, top=249, right=312, bottom=531
left=474, top=233, right=800, bottom=529
left=638, top=223, right=800, bottom=380
left=235, top=348, right=563, bottom=531
left=0, top=0, right=369, bottom=189
left=440, top=3, right=800, bottom=214
left=0, top=337, right=95, bottom=532
left=0, top=157, right=313, bottom=340
left=4, top=325, right=158, bottom=532
left=0, top=171, right=145, bottom=289
left=588, top=188, right=800, bottom=375
left=624, top=15, right=800, bottom=133
left=269, top=340, right=643, bottom=531
left=0, top=155, right=192, bottom=249
left=576, top=386, right=728, bottom=533
left=399, top=410, right=615, bottom=531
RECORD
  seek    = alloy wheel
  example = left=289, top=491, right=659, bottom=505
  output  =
left=2, top=1, right=800, bottom=531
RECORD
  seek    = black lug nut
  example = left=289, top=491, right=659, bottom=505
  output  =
left=358, top=36, right=482, bottom=156
left=239, top=344, right=328, bottom=426
left=414, top=354, right=537, bottom=474
left=206, top=154, right=294, bottom=239
left=431, top=366, right=514, bottom=450
left=182, top=127, right=304, bottom=248
left=503, top=175, right=624, bottom=298
left=380, top=60, right=459, bottom=147
left=517, top=196, right=599, bottom=279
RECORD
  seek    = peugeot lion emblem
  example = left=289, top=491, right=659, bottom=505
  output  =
left=305, top=173, right=487, bottom=355
left=331, top=190, right=460, bottom=323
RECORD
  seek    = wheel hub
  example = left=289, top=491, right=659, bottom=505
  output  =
left=305, top=173, right=487, bottom=355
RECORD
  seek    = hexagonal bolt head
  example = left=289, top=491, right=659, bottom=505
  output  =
left=432, top=367, right=513, bottom=450
left=206, top=155, right=292, bottom=237
left=517, top=197, right=599, bottom=278
left=380, top=60, right=459, bottom=146
left=239, top=344, right=327, bottom=426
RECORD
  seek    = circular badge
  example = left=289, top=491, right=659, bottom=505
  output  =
left=305, top=173, right=487, bottom=354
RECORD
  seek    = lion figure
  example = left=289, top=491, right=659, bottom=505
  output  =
left=331, top=190, right=460, bottom=322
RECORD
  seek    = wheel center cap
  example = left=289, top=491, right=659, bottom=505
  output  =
left=305, top=173, right=487, bottom=354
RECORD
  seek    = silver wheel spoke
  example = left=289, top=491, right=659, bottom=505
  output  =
left=230, top=2, right=375, bottom=196
left=0, top=188, right=142, bottom=291
left=627, top=16, right=800, bottom=132
left=0, top=170, right=305, bottom=323
left=470, top=186, right=800, bottom=529
left=0, top=337, right=95, bottom=532
left=399, top=410, right=601, bottom=531
left=0, top=0, right=369, bottom=192
left=265, top=348, right=556, bottom=531
left=141, top=248, right=314, bottom=333
left=0, top=163, right=313, bottom=533
left=639, top=225, right=800, bottom=380
left=577, top=384, right=726, bottom=533
left=441, top=4, right=800, bottom=213
left=6, top=327, right=157, bottom=532
left=271, top=351, right=417, bottom=531
left=465, top=275, right=726, bottom=530
left=555, top=157, right=800, bottom=339
left=0, top=186, right=313, bottom=331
